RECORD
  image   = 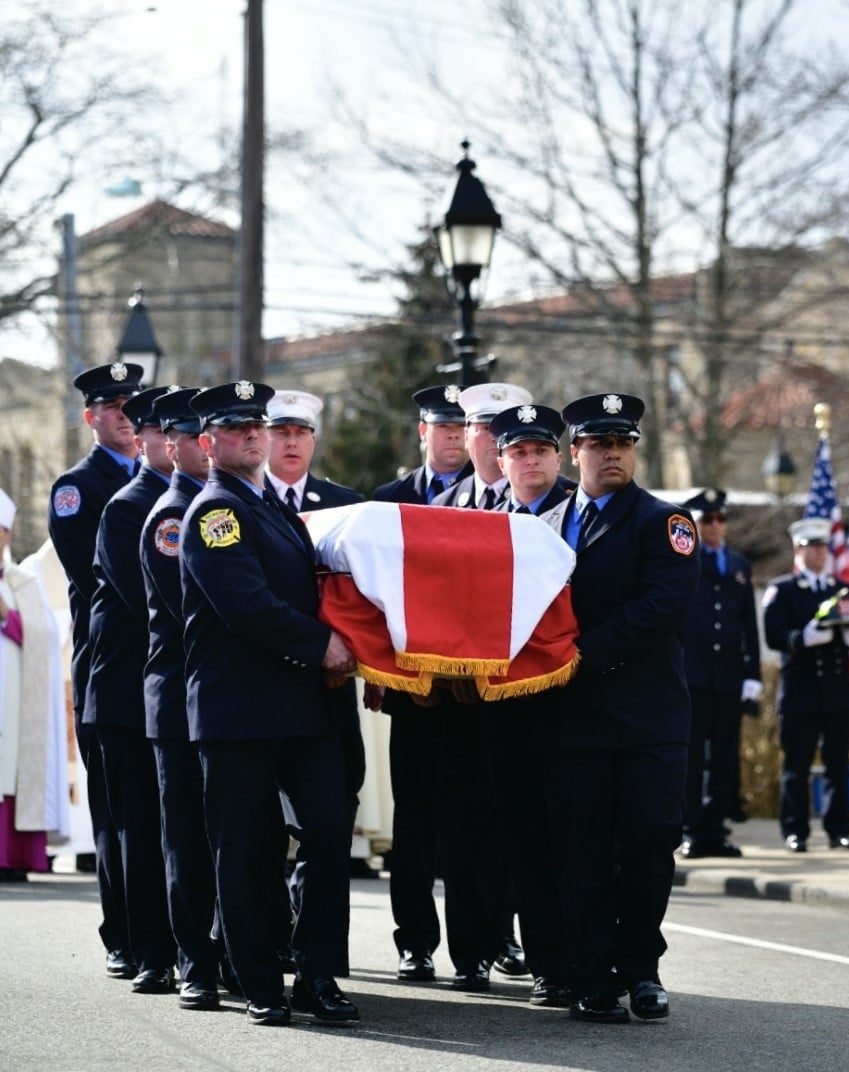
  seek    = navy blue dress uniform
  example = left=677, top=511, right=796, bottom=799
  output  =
left=138, top=388, right=220, bottom=1008
left=86, top=386, right=176, bottom=989
left=181, top=382, right=354, bottom=1022
left=47, top=361, right=144, bottom=973
left=485, top=404, right=575, bottom=1002
left=266, top=390, right=367, bottom=823
left=371, top=385, right=474, bottom=979
left=545, top=394, right=700, bottom=1022
left=681, top=489, right=761, bottom=857
left=762, top=518, right=849, bottom=851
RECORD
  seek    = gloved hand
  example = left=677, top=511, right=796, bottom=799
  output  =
left=740, top=679, right=764, bottom=703
left=803, top=618, right=832, bottom=647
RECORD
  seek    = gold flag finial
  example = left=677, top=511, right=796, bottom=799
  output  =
left=814, top=402, right=831, bottom=435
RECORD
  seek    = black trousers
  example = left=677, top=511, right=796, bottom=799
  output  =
left=780, top=710, right=849, bottom=840
left=152, top=739, right=218, bottom=986
left=483, top=700, right=570, bottom=981
left=199, top=734, right=350, bottom=1008
left=684, top=687, right=740, bottom=842
left=98, top=726, right=175, bottom=972
left=554, top=743, right=687, bottom=996
left=76, top=719, right=128, bottom=954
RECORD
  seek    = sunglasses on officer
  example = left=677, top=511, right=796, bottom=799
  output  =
left=700, top=513, right=727, bottom=524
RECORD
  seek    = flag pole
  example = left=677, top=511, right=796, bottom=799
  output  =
left=814, top=401, right=831, bottom=438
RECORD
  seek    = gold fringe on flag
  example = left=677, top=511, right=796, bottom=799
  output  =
left=356, top=662, right=435, bottom=696
left=394, top=651, right=512, bottom=677
left=476, top=652, right=581, bottom=701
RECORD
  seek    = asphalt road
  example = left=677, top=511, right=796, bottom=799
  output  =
left=1, top=872, right=848, bottom=1072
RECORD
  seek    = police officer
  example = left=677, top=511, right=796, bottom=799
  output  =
left=48, top=361, right=143, bottom=979
left=372, top=386, right=472, bottom=983
left=181, top=382, right=357, bottom=1026
left=548, top=393, right=700, bottom=1023
left=86, top=385, right=177, bottom=994
left=139, top=387, right=222, bottom=1011
left=680, top=489, right=761, bottom=858
left=762, top=519, right=849, bottom=853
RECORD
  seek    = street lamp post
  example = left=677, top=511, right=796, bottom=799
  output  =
left=434, top=140, right=502, bottom=386
left=761, top=431, right=797, bottom=497
left=115, top=285, right=163, bottom=387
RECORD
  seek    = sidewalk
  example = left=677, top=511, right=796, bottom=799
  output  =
left=675, top=818, right=849, bottom=912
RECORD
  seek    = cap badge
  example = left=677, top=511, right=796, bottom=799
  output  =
left=444, top=385, right=461, bottom=403
left=602, top=394, right=622, bottom=414
left=166, top=384, right=181, bottom=394
left=235, top=381, right=255, bottom=401
left=490, top=386, right=507, bottom=401
left=110, top=362, right=128, bottom=382
left=705, top=489, right=717, bottom=502
left=283, top=393, right=298, bottom=404
left=517, top=405, right=537, bottom=424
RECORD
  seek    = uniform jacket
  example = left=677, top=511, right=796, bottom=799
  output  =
left=763, top=572, right=849, bottom=715
left=301, top=473, right=364, bottom=510
left=140, top=471, right=203, bottom=740
left=84, top=466, right=170, bottom=729
left=494, top=480, right=572, bottom=516
left=682, top=545, right=761, bottom=693
left=373, top=460, right=474, bottom=505
left=181, top=468, right=332, bottom=742
left=545, top=481, right=700, bottom=748
left=47, top=446, right=133, bottom=717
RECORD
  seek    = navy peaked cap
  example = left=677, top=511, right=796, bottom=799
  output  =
left=73, top=362, right=144, bottom=404
left=190, top=381, right=275, bottom=426
left=562, top=393, right=644, bottom=442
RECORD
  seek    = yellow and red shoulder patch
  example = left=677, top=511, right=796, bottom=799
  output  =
left=199, top=508, right=241, bottom=548
left=668, top=514, right=696, bottom=556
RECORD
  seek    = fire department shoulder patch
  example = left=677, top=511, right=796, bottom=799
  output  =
left=667, top=514, right=696, bottom=556
left=199, top=508, right=241, bottom=548
left=53, top=485, right=82, bottom=517
left=154, top=517, right=181, bottom=557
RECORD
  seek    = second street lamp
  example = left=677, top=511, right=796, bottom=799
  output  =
left=434, top=140, right=502, bottom=386
left=115, top=285, right=163, bottom=387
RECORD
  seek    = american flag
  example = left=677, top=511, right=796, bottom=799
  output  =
left=805, top=435, right=849, bottom=581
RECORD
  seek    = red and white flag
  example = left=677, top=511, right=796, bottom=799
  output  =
left=303, top=502, right=580, bottom=699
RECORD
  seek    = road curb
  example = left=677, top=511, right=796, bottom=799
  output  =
left=674, top=865, right=849, bottom=912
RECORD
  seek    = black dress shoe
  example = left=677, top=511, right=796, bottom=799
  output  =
left=493, top=935, right=530, bottom=977
left=570, top=994, right=629, bottom=1023
left=629, top=979, right=669, bottom=1020
left=132, top=967, right=174, bottom=994
left=829, top=836, right=849, bottom=849
left=785, top=834, right=807, bottom=853
left=397, top=949, right=435, bottom=981
left=681, top=839, right=742, bottom=859
left=291, top=976, right=360, bottom=1024
left=529, top=977, right=571, bottom=1008
left=451, top=962, right=490, bottom=992
left=179, top=981, right=220, bottom=1011
left=246, top=1001, right=291, bottom=1026
left=0, top=868, right=28, bottom=882
left=105, top=950, right=137, bottom=979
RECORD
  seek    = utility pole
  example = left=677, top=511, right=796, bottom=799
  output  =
left=57, top=214, right=85, bottom=467
left=236, top=0, right=265, bottom=380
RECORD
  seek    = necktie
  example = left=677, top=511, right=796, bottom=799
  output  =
left=481, top=486, right=496, bottom=511
left=511, top=503, right=530, bottom=514
left=429, top=475, right=445, bottom=501
left=285, top=486, right=298, bottom=511
left=264, top=490, right=308, bottom=552
left=577, top=501, right=598, bottom=550
left=131, top=458, right=141, bottom=477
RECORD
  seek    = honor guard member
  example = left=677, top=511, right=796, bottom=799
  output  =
left=139, top=388, right=222, bottom=1011
left=432, top=383, right=538, bottom=981
left=372, top=386, right=473, bottom=984
left=266, top=389, right=369, bottom=872
left=680, top=489, right=761, bottom=859
left=48, top=361, right=143, bottom=979
left=483, top=403, right=575, bottom=1008
left=491, top=404, right=573, bottom=516
left=551, top=393, right=700, bottom=1023
left=86, top=386, right=177, bottom=994
left=762, top=519, right=849, bottom=853
left=181, top=382, right=358, bottom=1026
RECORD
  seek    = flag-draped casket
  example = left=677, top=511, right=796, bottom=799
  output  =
left=303, top=502, right=579, bottom=699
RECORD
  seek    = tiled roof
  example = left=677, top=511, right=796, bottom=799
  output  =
left=721, top=362, right=849, bottom=430
left=490, top=273, right=696, bottom=324
left=81, top=200, right=235, bottom=244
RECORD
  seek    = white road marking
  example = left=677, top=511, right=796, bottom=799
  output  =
left=667, top=922, right=849, bottom=966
